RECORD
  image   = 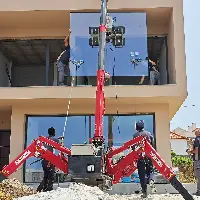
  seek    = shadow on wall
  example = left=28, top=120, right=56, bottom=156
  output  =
left=0, top=53, right=12, bottom=87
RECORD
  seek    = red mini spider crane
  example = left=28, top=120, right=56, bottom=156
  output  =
left=0, top=1, right=194, bottom=199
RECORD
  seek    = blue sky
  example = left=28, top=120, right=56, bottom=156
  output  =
left=170, top=0, right=199, bottom=130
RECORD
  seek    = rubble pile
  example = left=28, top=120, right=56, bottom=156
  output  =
left=14, top=183, right=108, bottom=200
left=11, top=183, right=200, bottom=200
left=0, top=190, right=12, bottom=200
left=0, top=178, right=36, bottom=200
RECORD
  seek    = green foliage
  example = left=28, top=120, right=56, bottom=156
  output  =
left=171, top=148, right=192, bottom=166
left=172, top=155, right=193, bottom=167
left=171, top=149, right=195, bottom=183
left=171, top=149, right=176, bottom=158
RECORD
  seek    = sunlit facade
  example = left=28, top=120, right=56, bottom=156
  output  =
left=0, top=0, right=186, bottom=183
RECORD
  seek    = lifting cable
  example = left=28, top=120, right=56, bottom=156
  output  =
left=62, top=66, right=76, bottom=139
left=61, top=45, right=121, bottom=144
left=110, top=45, right=120, bottom=135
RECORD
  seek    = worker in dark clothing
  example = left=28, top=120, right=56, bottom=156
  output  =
left=187, top=130, right=200, bottom=196
left=148, top=58, right=160, bottom=85
left=133, top=120, right=157, bottom=198
left=57, top=29, right=71, bottom=86
left=36, top=127, right=60, bottom=192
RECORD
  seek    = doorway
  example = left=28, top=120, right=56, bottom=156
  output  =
left=0, top=130, right=11, bottom=170
left=147, top=36, right=169, bottom=85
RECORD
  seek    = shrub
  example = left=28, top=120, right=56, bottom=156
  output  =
left=171, top=149, right=196, bottom=183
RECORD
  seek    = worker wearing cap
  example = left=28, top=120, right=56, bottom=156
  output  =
left=133, top=120, right=157, bottom=198
left=37, top=127, right=60, bottom=192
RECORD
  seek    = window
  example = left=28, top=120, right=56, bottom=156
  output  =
left=24, top=114, right=154, bottom=182
left=112, top=115, right=154, bottom=147
left=25, top=116, right=90, bottom=182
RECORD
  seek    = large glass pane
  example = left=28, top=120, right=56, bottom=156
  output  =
left=25, top=116, right=89, bottom=183
left=112, top=114, right=154, bottom=147
left=24, top=114, right=154, bottom=183
left=70, top=12, right=148, bottom=85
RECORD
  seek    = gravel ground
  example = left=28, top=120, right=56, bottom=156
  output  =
left=13, top=183, right=200, bottom=200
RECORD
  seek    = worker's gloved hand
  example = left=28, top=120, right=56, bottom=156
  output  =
left=47, top=162, right=51, bottom=168
left=55, top=168, right=60, bottom=173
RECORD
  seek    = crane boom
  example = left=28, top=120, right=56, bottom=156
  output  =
left=93, top=0, right=109, bottom=146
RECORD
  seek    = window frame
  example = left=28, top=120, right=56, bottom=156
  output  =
left=23, top=113, right=155, bottom=183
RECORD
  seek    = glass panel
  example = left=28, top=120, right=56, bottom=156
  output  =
left=25, top=114, right=154, bottom=182
left=108, top=13, right=148, bottom=77
left=112, top=115, right=154, bottom=147
left=25, top=116, right=89, bottom=182
left=70, top=12, right=148, bottom=85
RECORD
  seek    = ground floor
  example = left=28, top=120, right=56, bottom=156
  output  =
left=0, top=101, right=171, bottom=183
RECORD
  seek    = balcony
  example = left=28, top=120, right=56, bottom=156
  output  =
left=0, top=37, right=169, bottom=87
left=0, top=9, right=186, bottom=116
left=0, top=11, right=176, bottom=87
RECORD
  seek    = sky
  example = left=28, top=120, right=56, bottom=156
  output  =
left=170, top=0, right=200, bottom=130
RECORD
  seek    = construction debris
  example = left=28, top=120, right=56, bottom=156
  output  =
left=11, top=183, right=200, bottom=200
left=0, top=178, right=36, bottom=200
left=14, top=183, right=107, bottom=200
left=0, top=190, right=12, bottom=200
left=0, top=178, right=198, bottom=200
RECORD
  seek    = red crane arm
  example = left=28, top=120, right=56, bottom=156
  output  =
left=0, top=136, right=71, bottom=178
left=92, top=70, right=110, bottom=145
left=105, top=136, right=175, bottom=184
left=105, top=137, right=194, bottom=199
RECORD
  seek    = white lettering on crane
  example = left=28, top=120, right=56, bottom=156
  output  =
left=15, top=150, right=31, bottom=166
left=87, top=165, right=95, bottom=172
left=149, top=151, right=163, bottom=167
left=134, top=143, right=144, bottom=151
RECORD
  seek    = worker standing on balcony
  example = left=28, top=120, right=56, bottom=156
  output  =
left=133, top=120, right=157, bottom=198
left=57, top=29, right=71, bottom=86
left=148, top=58, right=160, bottom=85
left=36, top=127, right=60, bottom=192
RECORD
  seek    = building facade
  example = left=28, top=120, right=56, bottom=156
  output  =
left=0, top=0, right=186, bottom=183
left=170, top=131, right=193, bottom=156
left=170, top=123, right=197, bottom=156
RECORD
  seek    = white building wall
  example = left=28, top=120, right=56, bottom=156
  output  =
left=170, top=139, right=188, bottom=155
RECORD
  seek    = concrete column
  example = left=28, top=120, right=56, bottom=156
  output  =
left=10, top=107, right=25, bottom=182
left=155, top=107, right=171, bottom=166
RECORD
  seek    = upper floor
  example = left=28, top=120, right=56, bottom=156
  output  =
left=0, top=0, right=186, bottom=118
